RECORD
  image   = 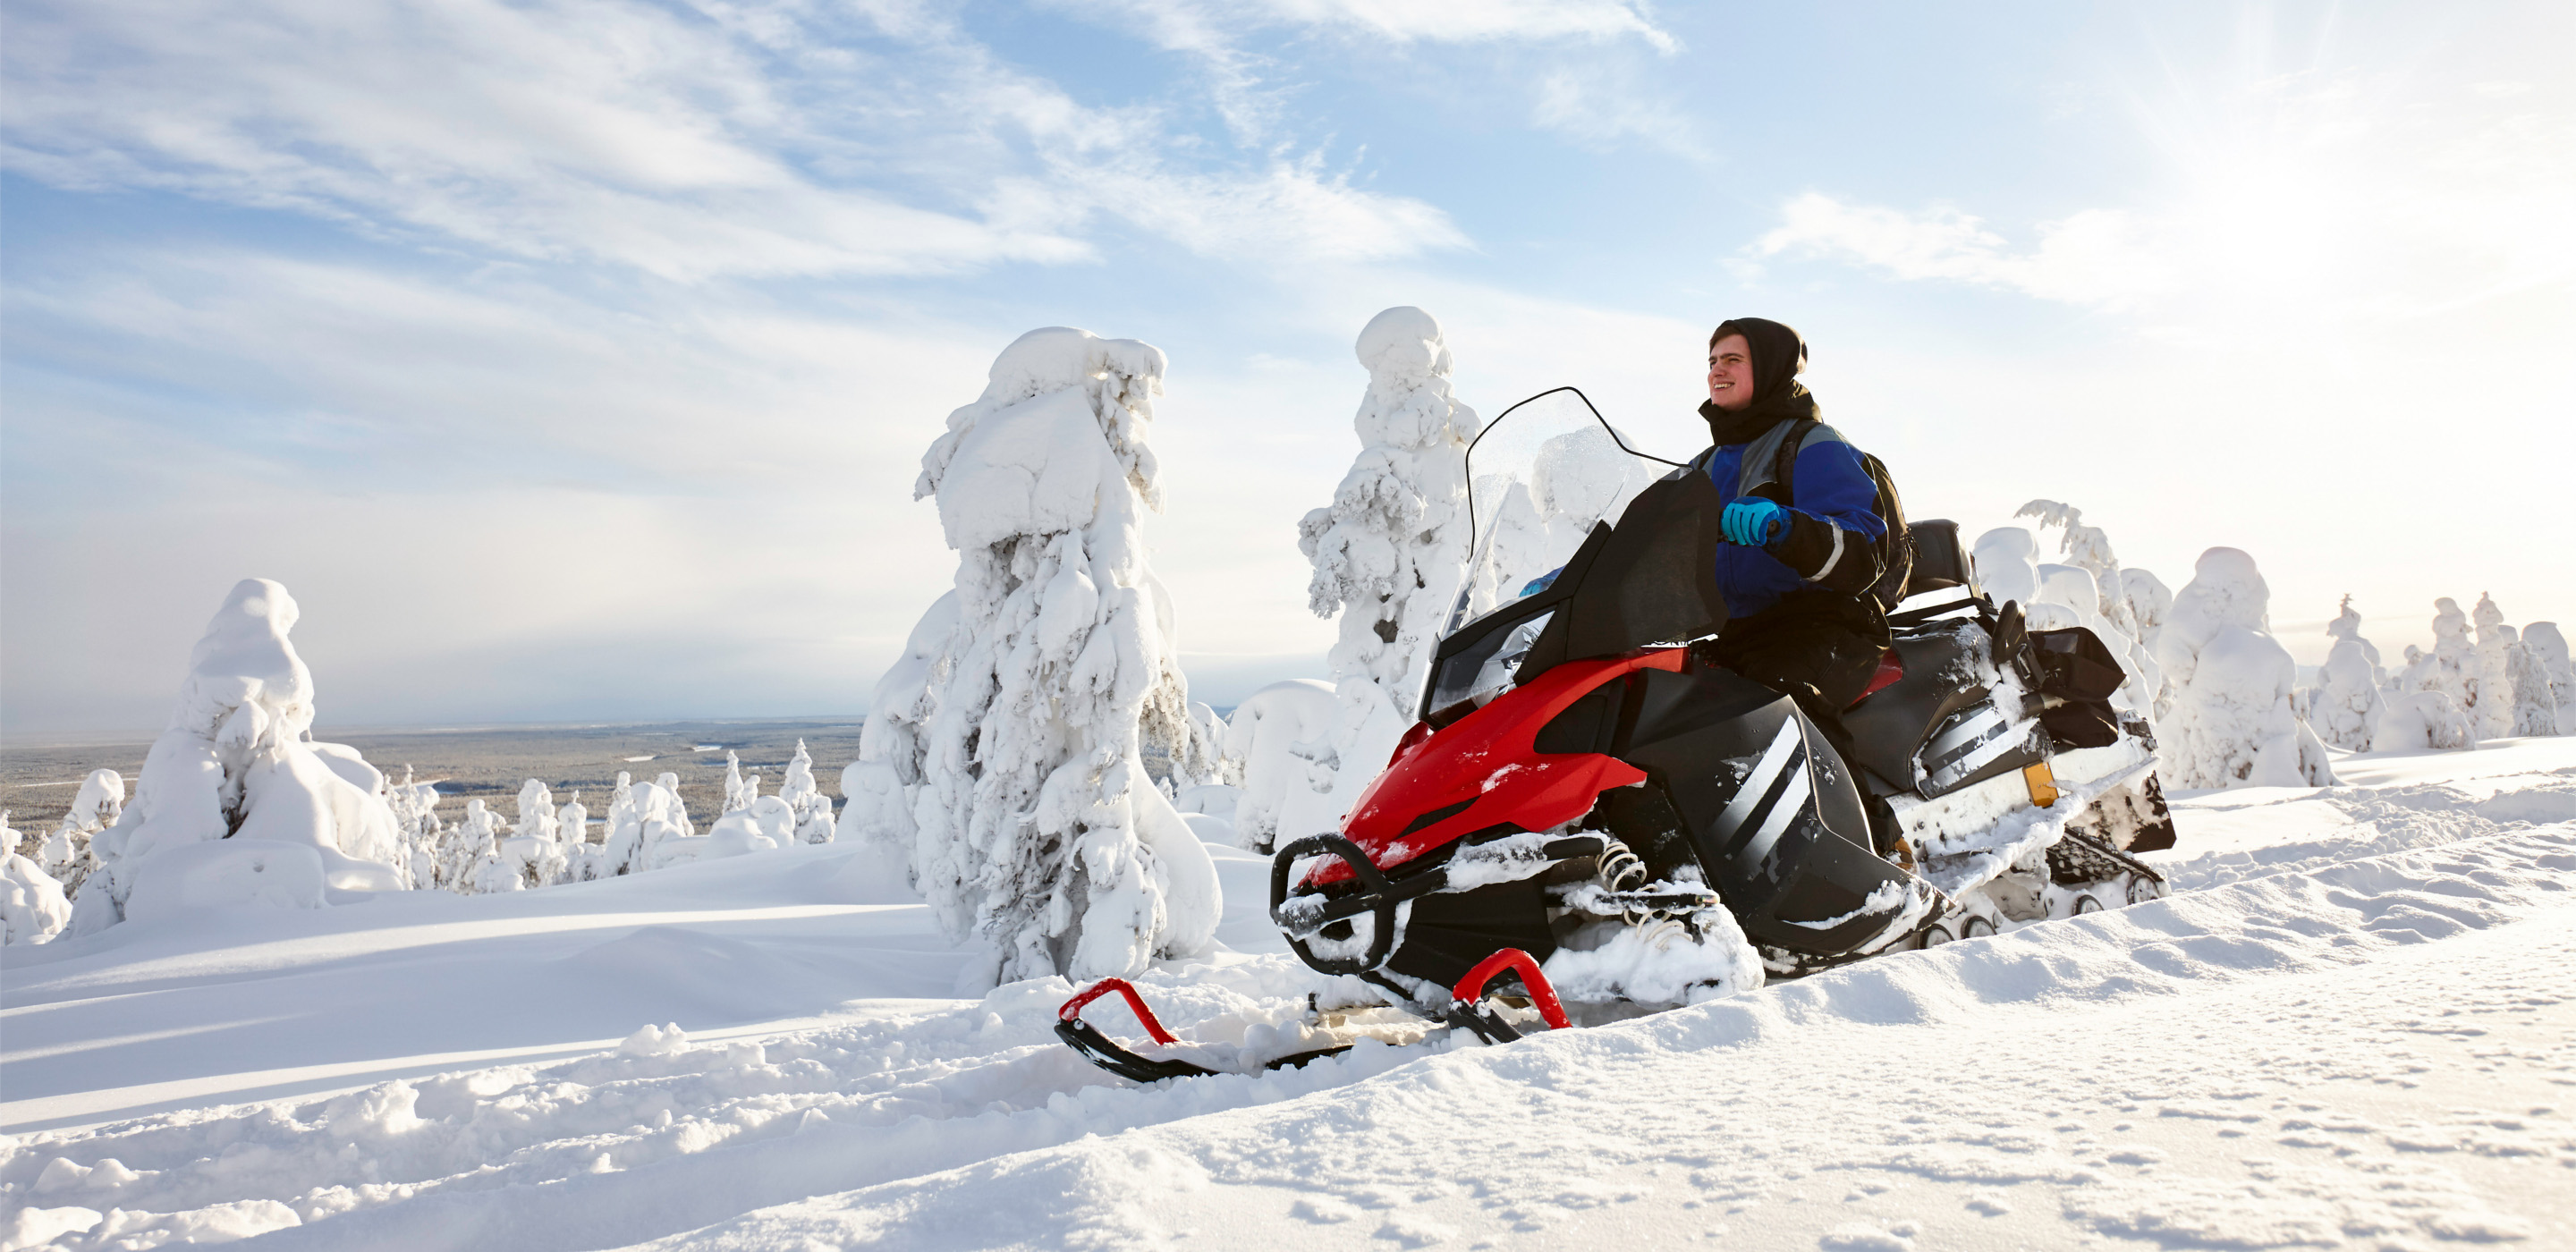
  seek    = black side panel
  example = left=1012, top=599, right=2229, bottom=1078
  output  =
left=1384, top=878, right=1560, bottom=991
left=1840, top=622, right=1993, bottom=795
left=1614, top=666, right=1911, bottom=955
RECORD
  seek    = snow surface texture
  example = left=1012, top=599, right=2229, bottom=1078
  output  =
left=64, top=579, right=406, bottom=938
left=2156, top=548, right=2337, bottom=789
left=1291, top=307, right=1481, bottom=851
left=854, top=327, right=1220, bottom=987
left=5, top=740, right=2573, bottom=1250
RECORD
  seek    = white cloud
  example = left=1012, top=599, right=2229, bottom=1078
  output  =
left=0, top=0, right=1467, bottom=280
left=1750, top=71, right=2576, bottom=331
left=1757, top=194, right=2175, bottom=309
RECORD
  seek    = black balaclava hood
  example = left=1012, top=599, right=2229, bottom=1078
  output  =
left=1699, top=317, right=1816, bottom=445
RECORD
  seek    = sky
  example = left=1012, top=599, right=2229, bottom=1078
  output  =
left=4, top=0, right=2572, bottom=737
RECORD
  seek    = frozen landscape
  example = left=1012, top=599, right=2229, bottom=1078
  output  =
left=4, top=739, right=2572, bottom=1249
left=4, top=310, right=2574, bottom=1252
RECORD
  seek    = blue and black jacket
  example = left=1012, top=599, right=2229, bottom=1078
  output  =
left=1690, top=396, right=1887, bottom=621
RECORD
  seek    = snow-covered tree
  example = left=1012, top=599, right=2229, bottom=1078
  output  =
left=2467, top=594, right=2556, bottom=739
left=653, top=772, right=695, bottom=838
left=503, top=779, right=568, bottom=887
left=2122, top=569, right=2174, bottom=660
left=560, top=791, right=608, bottom=882
left=3, top=816, right=72, bottom=945
left=71, top=579, right=407, bottom=935
left=37, top=769, right=124, bottom=896
left=450, top=799, right=513, bottom=892
left=1293, top=307, right=1482, bottom=833
left=895, top=326, right=1220, bottom=987
left=722, top=753, right=750, bottom=814
left=2152, top=548, right=2335, bottom=788
left=2524, top=622, right=2573, bottom=735
left=2301, top=596, right=2386, bottom=751
left=778, top=740, right=834, bottom=843
left=381, top=766, right=445, bottom=891
left=1225, top=680, right=1342, bottom=853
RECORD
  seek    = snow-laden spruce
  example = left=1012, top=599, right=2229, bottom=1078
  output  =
left=2526, top=622, right=2573, bottom=735
left=868, top=327, right=1220, bottom=987
left=2470, top=594, right=2559, bottom=739
left=2153, top=548, right=2335, bottom=787
left=778, top=740, right=835, bottom=843
left=35, top=768, right=123, bottom=896
left=1289, top=307, right=1481, bottom=849
left=2301, top=596, right=2386, bottom=751
left=68, top=579, right=407, bottom=935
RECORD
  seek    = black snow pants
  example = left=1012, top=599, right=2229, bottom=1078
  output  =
left=1701, top=589, right=1902, bottom=854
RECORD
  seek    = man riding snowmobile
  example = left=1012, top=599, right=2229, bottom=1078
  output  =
left=1695, top=317, right=1894, bottom=723
left=1055, top=328, right=2180, bottom=1084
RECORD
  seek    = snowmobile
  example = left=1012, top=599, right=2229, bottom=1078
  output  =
left=1058, top=388, right=2177, bottom=1083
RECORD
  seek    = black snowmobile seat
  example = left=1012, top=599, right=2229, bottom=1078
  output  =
left=1901, top=520, right=1977, bottom=599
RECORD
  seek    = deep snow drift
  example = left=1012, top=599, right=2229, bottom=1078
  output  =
left=6, top=738, right=2572, bottom=1251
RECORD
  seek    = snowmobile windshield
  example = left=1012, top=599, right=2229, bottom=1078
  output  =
left=1420, top=389, right=1693, bottom=723
left=1450, top=388, right=1681, bottom=632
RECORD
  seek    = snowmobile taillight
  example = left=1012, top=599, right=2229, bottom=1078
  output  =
left=1452, top=948, right=1572, bottom=1032
left=1053, top=978, right=1221, bottom=1084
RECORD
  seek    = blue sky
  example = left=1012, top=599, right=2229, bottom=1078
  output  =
left=4, top=0, right=2571, bottom=734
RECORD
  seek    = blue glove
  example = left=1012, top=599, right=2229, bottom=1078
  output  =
left=1721, top=497, right=1789, bottom=546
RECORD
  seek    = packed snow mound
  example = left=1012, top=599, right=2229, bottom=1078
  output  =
left=2377, top=689, right=2477, bottom=751
left=68, top=579, right=405, bottom=936
left=2, top=848, right=72, bottom=944
left=895, top=326, right=1219, bottom=986
left=2156, top=549, right=2334, bottom=787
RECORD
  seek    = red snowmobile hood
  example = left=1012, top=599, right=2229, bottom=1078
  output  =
left=1305, top=647, right=1688, bottom=886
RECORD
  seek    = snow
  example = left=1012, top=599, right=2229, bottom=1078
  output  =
left=1295, top=308, right=1481, bottom=853
left=4, top=740, right=2572, bottom=1249
left=2302, top=596, right=2386, bottom=750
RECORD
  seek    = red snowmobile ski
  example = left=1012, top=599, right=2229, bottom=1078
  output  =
left=1059, top=387, right=2175, bottom=1081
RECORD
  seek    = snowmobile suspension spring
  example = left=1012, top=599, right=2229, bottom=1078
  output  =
left=1596, top=835, right=1648, bottom=896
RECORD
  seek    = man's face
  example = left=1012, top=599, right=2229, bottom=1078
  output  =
left=1707, top=334, right=1755, bottom=410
